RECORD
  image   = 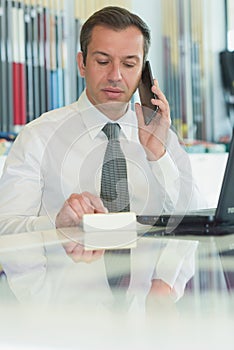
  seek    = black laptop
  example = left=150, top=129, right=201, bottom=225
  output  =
left=137, top=129, right=234, bottom=235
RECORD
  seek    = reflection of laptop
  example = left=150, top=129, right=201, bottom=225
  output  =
left=137, top=129, right=234, bottom=235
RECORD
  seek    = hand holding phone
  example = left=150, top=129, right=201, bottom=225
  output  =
left=138, top=61, right=159, bottom=125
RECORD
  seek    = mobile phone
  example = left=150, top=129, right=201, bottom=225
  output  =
left=138, top=61, right=159, bottom=125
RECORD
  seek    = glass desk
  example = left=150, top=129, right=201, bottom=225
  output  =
left=0, top=226, right=234, bottom=349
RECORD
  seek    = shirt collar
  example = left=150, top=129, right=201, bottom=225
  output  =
left=77, top=90, right=138, bottom=141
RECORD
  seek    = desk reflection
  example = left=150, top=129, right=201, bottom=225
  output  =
left=0, top=228, right=198, bottom=315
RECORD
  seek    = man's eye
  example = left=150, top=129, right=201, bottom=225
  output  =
left=97, top=61, right=109, bottom=65
left=124, top=63, right=135, bottom=68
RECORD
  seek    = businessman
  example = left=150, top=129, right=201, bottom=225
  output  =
left=0, top=6, right=205, bottom=255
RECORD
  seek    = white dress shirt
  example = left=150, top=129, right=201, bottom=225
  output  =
left=0, top=91, right=205, bottom=235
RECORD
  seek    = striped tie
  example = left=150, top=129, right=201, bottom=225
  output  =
left=100, top=123, right=130, bottom=212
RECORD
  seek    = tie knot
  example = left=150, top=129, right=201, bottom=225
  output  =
left=102, top=123, right=120, bottom=140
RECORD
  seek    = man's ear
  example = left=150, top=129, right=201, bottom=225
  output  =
left=77, top=52, right=85, bottom=77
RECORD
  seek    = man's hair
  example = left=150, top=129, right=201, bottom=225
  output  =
left=80, top=6, right=151, bottom=66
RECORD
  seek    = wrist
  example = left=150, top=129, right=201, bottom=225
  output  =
left=146, top=147, right=166, bottom=161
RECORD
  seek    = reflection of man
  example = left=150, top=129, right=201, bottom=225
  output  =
left=0, top=230, right=198, bottom=314
left=0, top=6, right=205, bottom=241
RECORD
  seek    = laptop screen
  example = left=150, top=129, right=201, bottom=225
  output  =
left=215, top=128, right=234, bottom=224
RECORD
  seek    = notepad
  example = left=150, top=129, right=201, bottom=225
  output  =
left=82, top=212, right=136, bottom=232
left=82, top=212, right=137, bottom=250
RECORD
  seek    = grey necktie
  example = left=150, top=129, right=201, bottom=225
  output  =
left=100, top=123, right=131, bottom=300
left=100, top=123, right=130, bottom=212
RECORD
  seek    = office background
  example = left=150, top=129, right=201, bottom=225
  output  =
left=0, top=0, right=233, bottom=143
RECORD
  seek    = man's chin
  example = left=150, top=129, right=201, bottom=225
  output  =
left=96, top=101, right=129, bottom=119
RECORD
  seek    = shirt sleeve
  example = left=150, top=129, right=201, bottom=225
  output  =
left=149, top=151, right=180, bottom=210
left=148, top=129, right=208, bottom=212
left=0, top=125, right=55, bottom=235
left=151, top=239, right=198, bottom=301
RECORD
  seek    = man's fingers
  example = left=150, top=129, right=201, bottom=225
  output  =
left=82, top=192, right=108, bottom=213
left=68, top=245, right=105, bottom=263
left=56, top=192, right=108, bottom=229
left=135, top=102, right=145, bottom=128
left=92, top=249, right=105, bottom=261
left=55, top=201, right=81, bottom=228
left=68, top=195, right=94, bottom=218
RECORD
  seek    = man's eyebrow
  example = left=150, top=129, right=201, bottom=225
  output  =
left=92, top=51, right=140, bottom=61
left=124, top=55, right=141, bottom=61
left=92, top=51, right=109, bottom=57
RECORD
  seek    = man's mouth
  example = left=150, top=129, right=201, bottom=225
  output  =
left=102, top=87, right=124, bottom=98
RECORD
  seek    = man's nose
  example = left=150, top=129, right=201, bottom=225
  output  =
left=107, top=63, right=122, bottom=82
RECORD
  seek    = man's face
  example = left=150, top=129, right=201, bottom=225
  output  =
left=78, top=25, right=144, bottom=118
